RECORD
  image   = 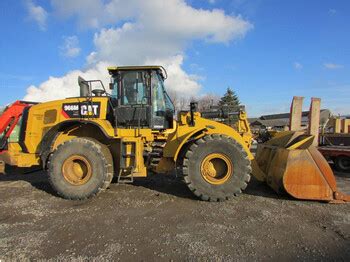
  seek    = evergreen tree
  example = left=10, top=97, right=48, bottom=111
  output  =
left=218, top=87, right=240, bottom=109
left=218, top=87, right=241, bottom=124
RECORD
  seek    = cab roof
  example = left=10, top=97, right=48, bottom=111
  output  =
left=107, top=66, right=162, bottom=74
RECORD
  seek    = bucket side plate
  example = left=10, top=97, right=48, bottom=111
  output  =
left=282, top=149, right=334, bottom=201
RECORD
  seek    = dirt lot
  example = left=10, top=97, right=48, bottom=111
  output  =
left=0, top=170, right=349, bottom=261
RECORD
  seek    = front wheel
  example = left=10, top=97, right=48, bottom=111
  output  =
left=48, top=138, right=114, bottom=200
left=181, top=134, right=251, bottom=202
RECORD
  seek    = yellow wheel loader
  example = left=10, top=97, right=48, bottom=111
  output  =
left=0, top=66, right=348, bottom=202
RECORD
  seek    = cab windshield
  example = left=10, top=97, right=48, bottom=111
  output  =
left=111, top=70, right=174, bottom=113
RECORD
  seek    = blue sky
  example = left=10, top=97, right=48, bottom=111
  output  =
left=0, top=0, right=349, bottom=117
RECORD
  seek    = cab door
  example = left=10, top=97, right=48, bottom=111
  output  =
left=150, top=71, right=174, bottom=130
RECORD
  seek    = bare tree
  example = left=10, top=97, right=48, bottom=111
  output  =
left=168, top=90, right=190, bottom=112
left=167, top=89, right=178, bottom=109
left=179, top=96, right=189, bottom=111
left=168, top=90, right=220, bottom=113
left=197, top=93, right=220, bottom=111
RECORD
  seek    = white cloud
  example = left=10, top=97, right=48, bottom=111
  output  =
left=86, top=1, right=252, bottom=65
left=25, top=0, right=252, bottom=101
left=148, top=55, right=201, bottom=95
left=323, top=63, right=344, bottom=70
left=208, top=0, right=216, bottom=4
left=26, top=0, right=48, bottom=31
left=24, top=62, right=110, bottom=102
left=52, top=0, right=252, bottom=42
left=60, top=36, right=81, bottom=58
left=294, top=62, right=303, bottom=70
left=24, top=56, right=201, bottom=102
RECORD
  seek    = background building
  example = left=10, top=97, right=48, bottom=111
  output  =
left=250, top=109, right=331, bottom=132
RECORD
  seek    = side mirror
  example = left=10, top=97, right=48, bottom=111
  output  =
left=109, top=83, right=114, bottom=90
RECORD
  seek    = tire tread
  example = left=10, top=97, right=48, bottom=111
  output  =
left=48, top=137, right=114, bottom=200
left=181, top=134, right=251, bottom=202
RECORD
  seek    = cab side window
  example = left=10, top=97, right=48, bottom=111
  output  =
left=151, top=72, right=166, bottom=115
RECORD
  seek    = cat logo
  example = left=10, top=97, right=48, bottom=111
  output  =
left=81, top=104, right=99, bottom=116
left=62, top=102, right=101, bottom=118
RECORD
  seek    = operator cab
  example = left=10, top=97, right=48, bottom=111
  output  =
left=108, top=66, right=175, bottom=130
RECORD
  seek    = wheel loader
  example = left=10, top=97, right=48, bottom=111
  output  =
left=0, top=66, right=348, bottom=202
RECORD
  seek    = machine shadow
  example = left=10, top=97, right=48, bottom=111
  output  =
left=129, top=172, right=198, bottom=200
left=0, top=169, right=58, bottom=196
left=243, top=177, right=291, bottom=200
left=133, top=172, right=292, bottom=202
left=0, top=169, right=197, bottom=200
left=2, top=168, right=331, bottom=203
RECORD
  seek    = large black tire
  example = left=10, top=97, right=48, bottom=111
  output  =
left=181, top=134, right=251, bottom=202
left=48, top=138, right=114, bottom=200
left=334, top=155, right=350, bottom=173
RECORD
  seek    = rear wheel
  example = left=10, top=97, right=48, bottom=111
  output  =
left=48, top=138, right=113, bottom=200
left=335, top=155, right=350, bottom=173
left=181, top=134, right=251, bottom=201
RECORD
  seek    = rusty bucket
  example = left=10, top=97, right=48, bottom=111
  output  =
left=252, top=131, right=349, bottom=203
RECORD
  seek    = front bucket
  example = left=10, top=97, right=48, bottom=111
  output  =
left=253, top=131, right=349, bottom=203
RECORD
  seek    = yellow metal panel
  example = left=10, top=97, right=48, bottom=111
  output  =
left=93, top=119, right=115, bottom=137
left=52, top=131, right=78, bottom=150
left=342, top=119, right=350, bottom=134
left=0, top=143, right=40, bottom=167
left=24, top=97, right=110, bottom=153
left=335, top=118, right=341, bottom=133
left=120, top=137, right=147, bottom=177
left=155, top=157, right=175, bottom=173
left=163, top=111, right=254, bottom=161
left=163, top=127, right=206, bottom=160
left=286, top=135, right=314, bottom=150
left=8, top=142, right=22, bottom=152
left=51, top=120, right=116, bottom=149
left=115, top=128, right=154, bottom=140
left=0, top=160, right=4, bottom=174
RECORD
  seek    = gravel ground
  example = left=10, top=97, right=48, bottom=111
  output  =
left=0, top=170, right=349, bottom=261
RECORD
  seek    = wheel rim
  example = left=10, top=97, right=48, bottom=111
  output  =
left=339, top=157, right=350, bottom=170
left=200, top=153, right=233, bottom=185
left=62, top=155, right=92, bottom=185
